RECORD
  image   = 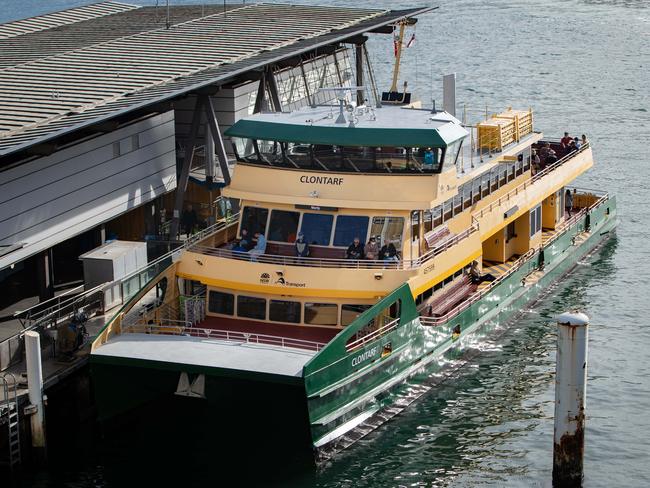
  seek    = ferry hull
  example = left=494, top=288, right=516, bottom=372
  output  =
left=90, top=196, right=616, bottom=456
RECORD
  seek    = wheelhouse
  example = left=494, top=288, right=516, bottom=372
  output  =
left=227, top=104, right=468, bottom=174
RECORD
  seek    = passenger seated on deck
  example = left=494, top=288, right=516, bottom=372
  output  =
left=365, top=236, right=379, bottom=260
left=561, top=132, right=572, bottom=148
left=380, top=242, right=399, bottom=262
left=573, top=137, right=582, bottom=149
left=249, top=232, right=267, bottom=261
left=346, top=237, right=365, bottom=260
left=232, top=228, right=252, bottom=252
left=294, top=232, right=310, bottom=258
left=469, top=260, right=496, bottom=284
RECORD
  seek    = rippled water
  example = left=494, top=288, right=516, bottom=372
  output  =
left=3, top=0, right=649, bottom=486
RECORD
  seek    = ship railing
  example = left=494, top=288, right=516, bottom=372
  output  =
left=419, top=189, right=610, bottom=328
left=345, top=317, right=400, bottom=352
left=189, top=221, right=479, bottom=271
left=121, top=322, right=325, bottom=352
left=418, top=248, right=537, bottom=328
left=475, top=142, right=591, bottom=219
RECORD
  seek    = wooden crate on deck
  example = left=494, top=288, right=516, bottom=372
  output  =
left=477, top=108, right=534, bottom=151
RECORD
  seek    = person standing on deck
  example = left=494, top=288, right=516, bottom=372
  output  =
left=295, top=232, right=310, bottom=258
left=561, top=132, right=572, bottom=148
left=181, top=204, right=197, bottom=237
left=565, top=189, right=574, bottom=217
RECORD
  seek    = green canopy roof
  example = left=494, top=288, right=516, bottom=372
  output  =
left=225, top=105, right=468, bottom=148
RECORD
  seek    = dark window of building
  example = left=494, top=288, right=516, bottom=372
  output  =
left=269, top=300, right=301, bottom=323
left=341, top=304, right=371, bottom=326
left=208, top=291, right=234, bottom=315
left=506, top=222, right=516, bottom=242
left=333, top=216, right=369, bottom=247
left=241, top=206, right=269, bottom=237
left=237, top=295, right=266, bottom=320
left=300, top=213, right=334, bottom=245
left=268, top=210, right=300, bottom=242
left=304, top=303, right=338, bottom=326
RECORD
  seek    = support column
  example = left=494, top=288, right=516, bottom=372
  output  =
left=553, top=312, right=589, bottom=487
left=266, top=67, right=282, bottom=112
left=253, top=71, right=267, bottom=113
left=355, top=43, right=364, bottom=106
left=204, top=96, right=231, bottom=186
left=205, top=124, right=215, bottom=184
left=26, top=331, right=46, bottom=460
left=170, top=96, right=204, bottom=240
left=37, top=249, right=54, bottom=302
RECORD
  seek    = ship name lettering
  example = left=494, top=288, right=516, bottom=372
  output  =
left=351, top=346, right=379, bottom=367
left=300, top=175, right=343, bottom=185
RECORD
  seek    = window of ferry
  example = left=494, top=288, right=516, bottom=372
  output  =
left=208, top=291, right=234, bottom=316
left=241, top=206, right=268, bottom=237
left=333, top=215, right=369, bottom=247
left=269, top=300, right=301, bottom=324
left=341, top=304, right=371, bottom=326
left=268, top=210, right=300, bottom=242
left=232, top=137, right=255, bottom=160
left=304, top=303, right=338, bottom=326
left=237, top=295, right=266, bottom=320
left=300, top=213, right=334, bottom=245
left=370, top=217, right=404, bottom=247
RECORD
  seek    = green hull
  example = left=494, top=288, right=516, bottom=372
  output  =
left=90, top=196, right=616, bottom=456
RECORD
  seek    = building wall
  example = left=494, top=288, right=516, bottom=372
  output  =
left=0, top=111, right=176, bottom=270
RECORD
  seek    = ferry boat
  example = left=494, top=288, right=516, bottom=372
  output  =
left=90, top=91, right=617, bottom=457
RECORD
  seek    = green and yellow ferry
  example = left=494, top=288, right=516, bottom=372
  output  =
left=90, top=100, right=616, bottom=457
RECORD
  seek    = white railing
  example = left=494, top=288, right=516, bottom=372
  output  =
left=345, top=317, right=400, bottom=352
left=122, top=322, right=325, bottom=352
left=419, top=191, right=610, bottom=328
left=475, top=143, right=590, bottom=219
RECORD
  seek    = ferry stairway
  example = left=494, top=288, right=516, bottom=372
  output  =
left=0, top=373, right=21, bottom=470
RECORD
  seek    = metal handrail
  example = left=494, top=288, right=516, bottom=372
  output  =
left=345, top=317, right=400, bottom=352
left=419, top=191, right=610, bottom=328
left=122, top=323, right=325, bottom=352
left=475, top=143, right=590, bottom=219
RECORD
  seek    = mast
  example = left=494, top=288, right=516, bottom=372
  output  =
left=389, top=21, right=406, bottom=93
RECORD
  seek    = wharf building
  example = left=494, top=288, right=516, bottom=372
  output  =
left=0, top=1, right=427, bottom=338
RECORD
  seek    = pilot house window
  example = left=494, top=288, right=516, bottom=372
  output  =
left=241, top=206, right=269, bottom=236
left=268, top=210, right=300, bottom=242
left=299, top=213, right=334, bottom=245
left=333, top=216, right=369, bottom=247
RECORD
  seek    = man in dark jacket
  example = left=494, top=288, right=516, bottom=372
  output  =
left=346, top=237, right=365, bottom=259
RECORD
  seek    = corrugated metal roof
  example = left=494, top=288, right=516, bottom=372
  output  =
left=0, top=1, right=138, bottom=40
left=0, top=3, right=432, bottom=157
left=0, top=4, right=248, bottom=69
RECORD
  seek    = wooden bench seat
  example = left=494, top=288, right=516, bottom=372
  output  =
left=423, top=225, right=450, bottom=249
left=265, top=242, right=346, bottom=259
left=425, top=275, right=474, bottom=317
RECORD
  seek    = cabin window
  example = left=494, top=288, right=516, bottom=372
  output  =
left=208, top=291, right=234, bottom=316
left=341, top=304, right=371, bottom=326
left=299, top=213, right=334, bottom=245
left=269, top=300, right=301, bottom=324
left=241, top=206, right=268, bottom=237
left=370, top=217, right=404, bottom=248
left=237, top=295, right=266, bottom=320
left=232, top=137, right=255, bottom=159
left=333, top=216, right=369, bottom=247
left=530, top=204, right=542, bottom=236
left=268, top=210, right=300, bottom=243
left=257, top=140, right=283, bottom=164
left=304, top=303, right=338, bottom=326
left=445, top=139, right=463, bottom=167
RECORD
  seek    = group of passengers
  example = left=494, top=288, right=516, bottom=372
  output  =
left=232, top=228, right=267, bottom=259
left=346, top=236, right=399, bottom=262
left=561, top=132, right=588, bottom=152
left=232, top=230, right=400, bottom=262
